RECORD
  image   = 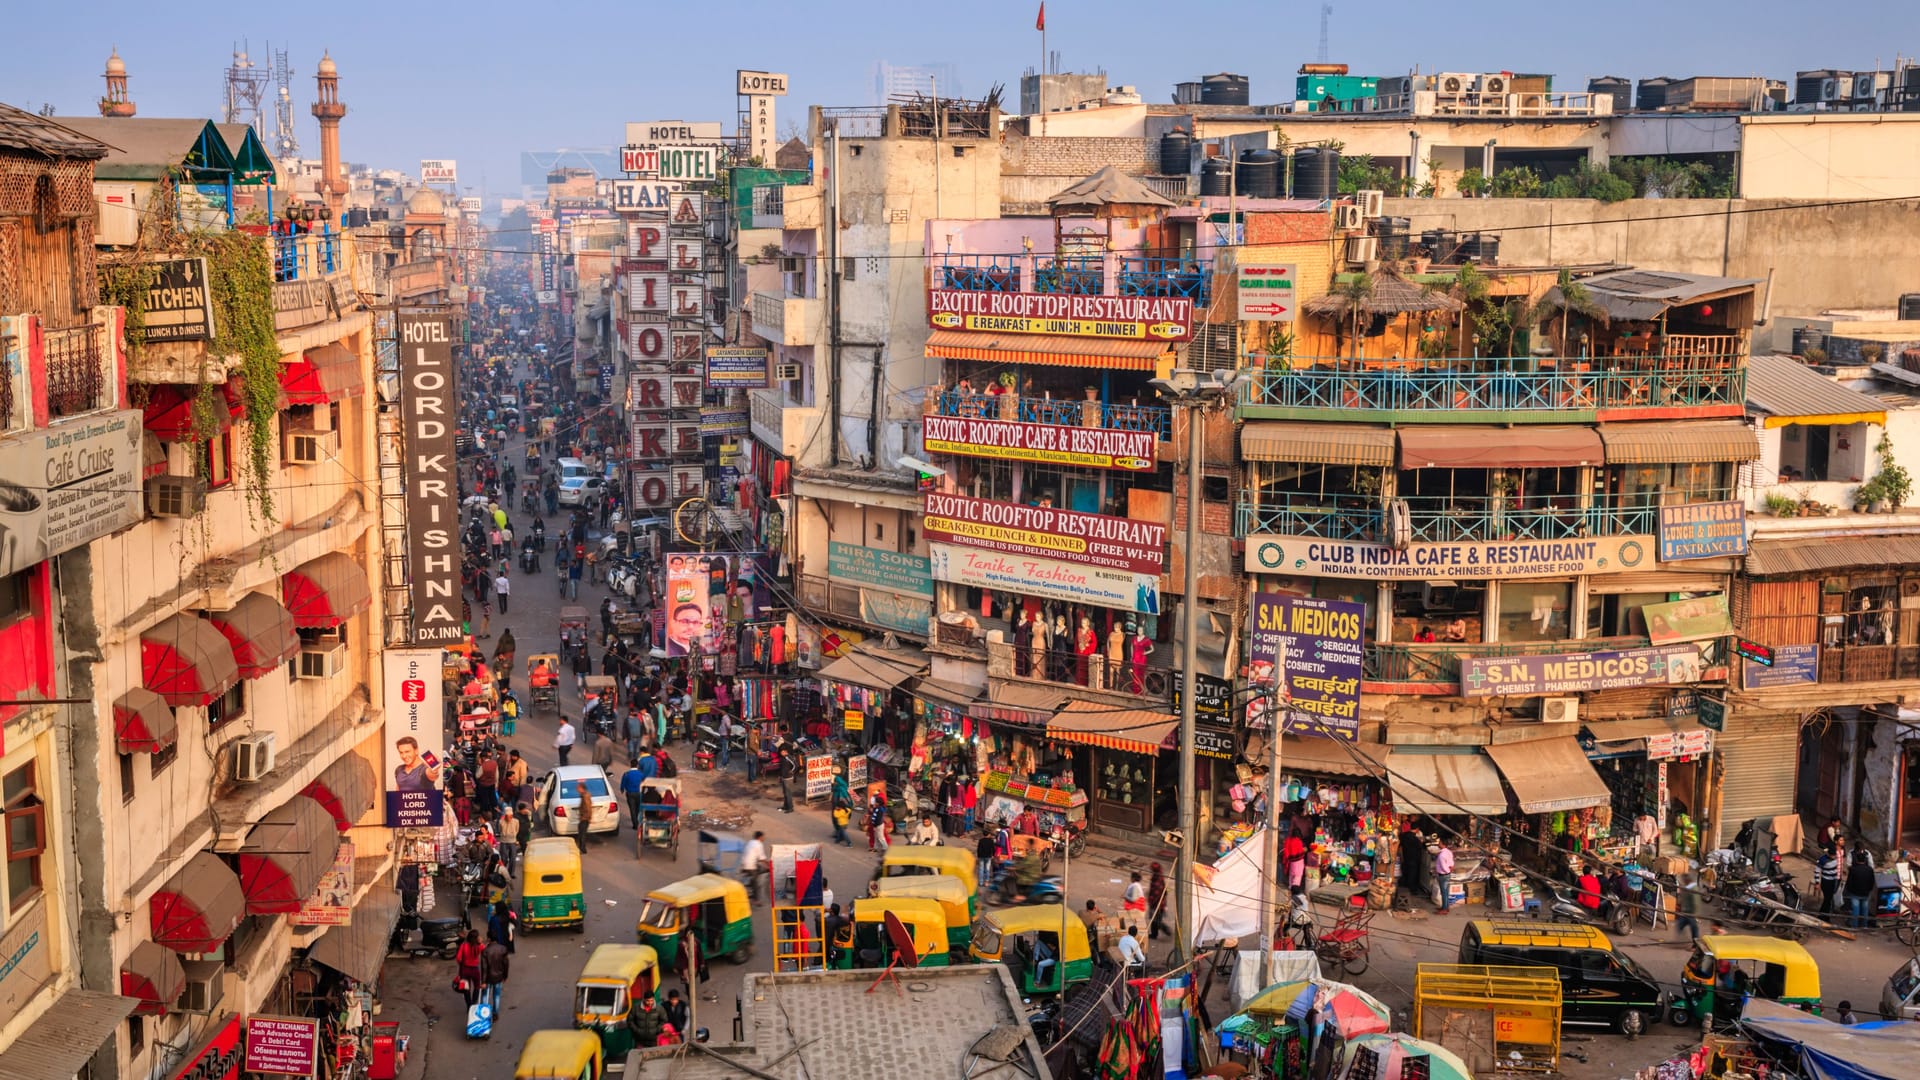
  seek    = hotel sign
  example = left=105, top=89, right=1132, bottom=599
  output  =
left=1460, top=643, right=1709, bottom=697
left=927, top=289, right=1193, bottom=341
left=923, top=414, right=1156, bottom=471
left=1246, top=534, right=1652, bottom=579
left=397, top=314, right=465, bottom=643
left=923, top=492, right=1166, bottom=574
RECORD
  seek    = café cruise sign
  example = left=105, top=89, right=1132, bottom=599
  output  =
left=927, top=289, right=1193, bottom=342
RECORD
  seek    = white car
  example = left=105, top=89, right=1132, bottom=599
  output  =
left=535, top=765, right=620, bottom=837
left=556, top=474, right=605, bottom=507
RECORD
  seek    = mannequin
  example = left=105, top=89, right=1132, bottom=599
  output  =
left=1106, top=623, right=1126, bottom=691
left=1129, top=625, right=1153, bottom=695
left=1013, top=610, right=1033, bottom=676
left=1075, top=616, right=1096, bottom=686
left=1029, top=611, right=1049, bottom=678
left=1050, top=614, right=1070, bottom=681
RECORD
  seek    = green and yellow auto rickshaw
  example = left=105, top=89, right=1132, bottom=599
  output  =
left=873, top=874, right=972, bottom=953
left=1671, top=934, right=1821, bottom=1029
left=636, top=873, right=755, bottom=965
left=970, top=903, right=1094, bottom=997
left=573, top=944, right=661, bottom=1058
left=520, top=837, right=586, bottom=931
left=513, top=1029, right=604, bottom=1080
left=880, top=844, right=979, bottom=917
left=833, top=897, right=951, bottom=970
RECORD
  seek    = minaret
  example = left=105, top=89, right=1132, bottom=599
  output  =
left=100, top=47, right=136, bottom=117
left=311, top=51, right=347, bottom=217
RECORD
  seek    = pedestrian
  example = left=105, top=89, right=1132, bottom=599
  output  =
left=621, top=708, right=640, bottom=765
left=716, top=711, right=733, bottom=769
left=507, top=751, right=529, bottom=803
left=912, top=815, right=940, bottom=846
left=455, top=929, right=485, bottom=1007
left=591, top=730, right=615, bottom=772
left=1433, top=839, right=1456, bottom=914
left=662, top=988, right=690, bottom=1038
left=555, top=717, right=577, bottom=766
left=742, top=830, right=768, bottom=902
left=497, top=807, right=523, bottom=876
left=568, top=553, right=583, bottom=600
left=493, top=570, right=511, bottom=614
left=486, top=899, right=515, bottom=952
left=1838, top=1000, right=1859, bottom=1025
left=1147, top=862, right=1170, bottom=940
left=477, top=596, right=492, bottom=638
left=1123, top=871, right=1147, bottom=919
left=475, top=753, right=500, bottom=816
left=778, top=746, right=795, bottom=814
left=1817, top=844, right=1841, bottom=915
left=1117, top=925, right=1147, bottom=973
left=621, top=762, right=644, bottom=830
left=626, top=992, right=666, bottom=1048
left=575, top=778, right=599, bottom=845
left=866, top=797, right=887, bottom=852
left=1844, top=846, right=1877, bottom=929
left=831, top=797, right=853, bottom=846
left=745, top=725, right=761, bottom=782
left=1283, top=831, right=1308, bottom=898
left=1674, top=873, right=1706, bottom=943
left=570, top=646, right=592, bottom=695
left=975, top=828, right=996, bottom=889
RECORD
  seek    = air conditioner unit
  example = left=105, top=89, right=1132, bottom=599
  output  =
left=283, top=428, right=339, bottom=465
left=777, top=255, right=804, bottom=274
left=230, top=732, right=277, bottom=782
left=1540, top=697, right=1580, bottom=724
left=1334, top=204, right=1365, bottom=230
left=1853, top=74, right=1878, bottom=100
left=1516, top=93, right=1549, bottom=114
left=146, top=475, right=208, bottom=518
left=1478, top=74, right=1510, bottom=96
left=1356, top=189, right=1385, bottom=218
left=1436, top=73, right=1474, bottom=95
left=1345, top=235, right=1378, bottom=264
left=175, top=960, right=225, bottom=1014
left=297, top=640, right=347, bottom=680
left=1821, top=78, right=1842, bottom=101
left=773, top=363, right=802, bottom=381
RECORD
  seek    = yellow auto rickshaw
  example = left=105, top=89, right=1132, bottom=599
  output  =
left=874, top=874, right=972, bottom=952
left=833, top=897, right=951, bottom=970
left=513, top=1029, right=604, bottom=1080
left=574, top=944, right=661, bottom=1059
left=636, top=873, right=755, bottom=966
left=971, top=904, right=1094, bottom=997
left=521, top=837, right=586, bottom=931
left=880, top=845, right=979, bottom=917
left=1671, top=934, right=1822, bottom=1029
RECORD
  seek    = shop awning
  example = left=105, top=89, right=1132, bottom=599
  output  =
left=924, top=328, right=1168, bottom=372
left=1484, top=736, right=1611, bottom=814
left=150, top=852, right=247, bottom=953
left=113, top=687, right=178, bottom=754
left=1746, top=533, right=1920, bottom=576
left=972, top=681, right=1069, bottom=726
left=119, top=941, right=185, bottom=1016
left=1585, top=717, right=1712, bottom=757
left=1383, top=750, right=1508, bottom=816
left=0, top=989, right=139, bottom=1080
left=279, top=343, right=364, bottom=405
left=1745, top=353, right=1890, bottom=429
left=301, top=752, right=376, bottom=832
left=205, top=592, right=299, bottom=679
left=140, top=381, right=240, bottom=441
left=1047, top=700, right=1178, bottom=755
left=281, top=552, right=372, bottom=629
left=1243, top=422, right=1396, bottom=466
left=307, top=890, right=402, bottom=986
left=1277, top=734, right=1387, bottom=778
left=140, top=614, right=240, bottom=708
left=1597, top=420, right=1760, bottom=464
left=815, top=650, right=924, bottom=692
left=913, top=677, right=982, bottom=707
left=235, top=795, right=338, bottom=914
left=1397, top=425, right=1604, bottom=470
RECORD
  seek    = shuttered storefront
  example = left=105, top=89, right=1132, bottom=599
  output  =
left=1715, top=710, right=1802, bottom=847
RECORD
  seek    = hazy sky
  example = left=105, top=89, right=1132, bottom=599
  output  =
left=8, top=0, right=1919, bottom=193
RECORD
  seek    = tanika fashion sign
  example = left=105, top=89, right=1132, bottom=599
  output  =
left=397, top=314, right=465, bottom=644
left=926, top=289, right=1193, bottom=341
left=923, top=414, right=1157, bottom=471
left=923, top=492, right=1166, bottom=575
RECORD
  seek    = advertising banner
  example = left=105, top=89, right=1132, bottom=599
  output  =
left=396, top=315, right=464, bottom=643
left=1742, top=643, right=1819, bottom=690
left=1644, top=593, right=1732, bottom=645
left=1236, top=263, right=1298, bottom=322
left=663, top=554, right=739, bottom=657
left=927, top=288, right=1193, bottom=341
left=706, top=346, right=770, bottom=388
left=923, top=492, right=1167, bottom=575
left=699, top=407, right=750, bottom=436
left=383, top=648, right=446, bottom=827
left=1459, top=643, right=1708, bottom=697
left=0, top=408, right=142, bottom=578
left=922, top=413, right=1156, bottom=471
left=1172, top=671, right=1234, bottom=719
left=294, top=842, right=354, bottom=926
left=1248, top=593, right=1366, bottom=741
left=167, top=1016, right=242, bottom=1080
left=245, top=1015, right=320, bottom=1077
left=858, top=590, right=933, bottom=636
left=1245, top=534, right=1652, bottom=579
left=1658, top=500, right=1748, bottom=561
left=805, top=755, right=833, bottom=799
left=827, top=541, right=933, bottom=596
left=929, top=543, right=1161, bottom=614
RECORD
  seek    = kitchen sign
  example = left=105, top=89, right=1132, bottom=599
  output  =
left=927, top=288, right=1193, bottom=341
left=1246, top=534, right=1651, bottom=579
left=1236, top=263, right=1298, bottom=322
left=923, top=414, right=1157, bottom=471
left=923, top=491, right=1167, bottom=575
left=1460, top=643, right=1709, bottom=697
left=142, top=257, right=216, bottom=342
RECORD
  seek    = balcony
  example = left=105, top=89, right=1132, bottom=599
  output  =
left=986, top=638, right=1174, bottom=701
left=1239, top=351, right=1747, bottom=424
left=749, top=388, right=819, bottom=458
left=940, top=257, right=1023, bottom=293
left=933, top=388, right=1171, bottom=439
left=751, top=291, right=819, bottom=347
left=1117, top=257, right=1212, bottom=306
left=750, top=183, right=819, bottom=231
left=1237, top=495, right=1676, bottom=544
left=270, top=229, right=341, bottom=283
left=43, top=323, right=112, bottom=419
left=1365, top=636, right=1651, bottom=689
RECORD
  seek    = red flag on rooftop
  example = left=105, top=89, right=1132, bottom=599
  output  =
left=1036, top=2, right=1045, bottom=31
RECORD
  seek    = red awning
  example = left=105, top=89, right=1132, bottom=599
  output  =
left=140, top=614, right=240, bottom=708
left=206, top=592, right=299, bottom=679
left=113, top=687, right=178, bottom=754
left=279, top=343, right=365, bottom=405
left=141, top=382, right=243, bottom=441
left=281, top=553, right=372, bottom=629
left=150, top=852, right=246, bottom=954
left=302, top=753, right=376, bottom=832
left=120, top=941, right=185, bottom=1015
left=235, top=796, right=338, bottom=914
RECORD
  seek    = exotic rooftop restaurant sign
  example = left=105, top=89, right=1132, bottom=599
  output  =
left=923, top=492, right=1167, bottom=575
left=923, top=414, right=1157, bottom=472
left=927, top=289, right=1194, bottom=341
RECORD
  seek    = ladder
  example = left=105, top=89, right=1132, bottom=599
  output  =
left=772, top=904, right=824, bottom=972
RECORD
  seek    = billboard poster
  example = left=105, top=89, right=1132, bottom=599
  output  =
left=926, top=288, right=1193, bottom=342
left=663, top=555, right=715, bottom=657
left=244, top=1016, right=320, bottom=1077
left=1245, top=533, right=1652, bottom=579
left=859, top=591, right=932, bottom=636
left=1658, top=500, right=1748, bottom=561
left=1742, top=643, right=1819, bottom=689
left=922, top=413, right=1156, bottom=471
left=706, top=346, right=770, bottom=388
left=0, top=407, right=143, bottom=577
left=1248, top=593, right=1365, bottom=741
left=929, top=543, right=1161, bottom=615
left=419, top=159, right=457, bottom=184
left=1459, top=643, right=1709, bottom=697
left=923, top=492, right=1166, bottom=575
left=1644, top=593, right=1732, bottom=645
left=382, top=648, right=445, bottom=826
left=294, top=841, right=354, bottom=926
left=828, top=541, right=934, bottom=596
left=396, top=315, right=464, bottom=643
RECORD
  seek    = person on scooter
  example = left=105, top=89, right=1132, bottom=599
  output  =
left=1009, top=850, right=1044, bottom=902
left=1576, top=867, right=1604, bottom=914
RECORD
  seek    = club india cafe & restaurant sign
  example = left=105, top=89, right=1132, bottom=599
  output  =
left=1245, top=534, right=1653, bottom=579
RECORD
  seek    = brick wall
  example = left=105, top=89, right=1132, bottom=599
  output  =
left=1246, top=211, right=1332, bottom=245
left=1000, top=132, right=1158, bottom=177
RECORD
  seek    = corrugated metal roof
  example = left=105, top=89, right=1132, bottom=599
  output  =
left=1598, top=419, right=1760, bottom=463
left=1555, top=268, right=1760, bottom=322
left=0, top=103, right=110, bottom=160
left=1242, top=422, right=1395, bottom=465
left=1745, top=354, right=1891, bottom=424
left=0, top=989, right=139, bottom=1080
left=1747, top=532, right=1920, bottom=576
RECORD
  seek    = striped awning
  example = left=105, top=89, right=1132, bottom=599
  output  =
left=279, top=343, right=364, bottom=405
left=1046, top=699, right=1177, bottom=755
left=113, top=687, right=178, bottom=754
left=119, top=941, right=185, bottom=1016
left=235, top=796, right=337, bottom=915
left=1243, top=422, right=1395, bottom=466
left=1484, top=736, right=1611, bottom=814
left=1598, top=420, right=1760, bottom=464
left=205, top=592, right=299, bottom=679
left=282, top=552, right=372, bottom=629
left=924, top=328, right=1168, bottom=371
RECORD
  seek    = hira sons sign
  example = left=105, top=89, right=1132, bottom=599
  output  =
left=927, top=289, right=1193, bottom=341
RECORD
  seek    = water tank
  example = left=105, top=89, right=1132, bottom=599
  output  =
left=1636, top=77, right=1672, bottom=111
left=1291, top=147, right=1339, bottom=201
left=1587, top=76, right=1632, bottom=113
left=1159, top=131, right=1194, bottom=177
left=1372, top=216, right=1411, bottom=259
left=1899, top=294, right=1920, bottom=321
left=1458, top=233, right=1500, bottom=265
left=1235, top=149, right=1281, bottom=199
left=1792, top=326, right=1829, bottom=357
left=1201, top=73, right=1251, bottom=106
left=1200, top=157, right=1233, bottom=197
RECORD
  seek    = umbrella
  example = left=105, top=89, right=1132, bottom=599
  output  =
left=1341, top=1033, right=1474, bottom=1080
left=1241, top=979, right=1391, bottom=1038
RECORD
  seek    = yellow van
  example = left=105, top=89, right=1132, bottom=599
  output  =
left=1458, top=920, right=1664, bottom=1036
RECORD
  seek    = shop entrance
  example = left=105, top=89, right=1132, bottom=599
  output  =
left=1900, top=745, right=1920, bottom=849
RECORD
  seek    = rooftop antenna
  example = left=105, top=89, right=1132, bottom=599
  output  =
left=1318, top=4, right=1333, bottom=64
left=223, top=41, right=270, bottom=140
left=271, top=47, right=299, bottom=159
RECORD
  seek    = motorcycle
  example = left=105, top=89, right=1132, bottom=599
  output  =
left=990, top=862, right=1064, bottom=906
left=530, top=518, right=545, bottom=551
left=606, top=559, right=643, bottom=600
left=1540, top=881, right=1634, bottom=935
left=1047, top=820, right=1088, bottom=861
left=389, top=911, right=467, bottom=960
left=518, top=540, right=539, bottom=574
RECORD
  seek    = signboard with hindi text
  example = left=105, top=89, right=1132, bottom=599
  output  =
left=922, top=414, right=1156, bottom=471
left=1248, top=593, right=1365, bottom=741
left=1246, top=534, right=1652, bottom=579
left=927, top=288, right=1193, bottom=341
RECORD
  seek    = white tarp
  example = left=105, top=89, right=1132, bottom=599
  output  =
left=1232, top=951, right=1323, bottom=1009
left=1191, top=827, right=1270, bottom=948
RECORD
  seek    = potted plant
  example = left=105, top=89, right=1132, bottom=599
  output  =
left=1764, top=492, right=1800, bottom=517
left=1853, top=476, right=1882, bottom=514
left=1864, top=434, right=1913, bottom=513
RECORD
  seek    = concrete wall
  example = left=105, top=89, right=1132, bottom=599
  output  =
left=1379, top=195, right=1920, bottom=315
left=1740, top=114, right=1920, bottom=199
left=998, top=130, right=1159, bottom=213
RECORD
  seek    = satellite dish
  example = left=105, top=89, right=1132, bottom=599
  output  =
left=883, top=910, right=920, bottom=964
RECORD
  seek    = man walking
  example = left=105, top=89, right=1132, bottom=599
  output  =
left=493, top=570, right=511, bottom=614
left=621, top=763, right=644, bottom=832
left=777, top=743, right=795, bottom=814
left=481, top=935, right=510, bottom=1012
left=555, top=716, right=577, bottom=766
left=741, top=830, right=768, bottom=903
left=745, top=725, right=761, bottom=782
left=1433, top=839, right=1456, bottom=914
left=716, top=711, right=733, bottom=770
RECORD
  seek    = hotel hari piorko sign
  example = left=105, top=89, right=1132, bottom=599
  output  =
left=927, top=289, right=1194, bottom=342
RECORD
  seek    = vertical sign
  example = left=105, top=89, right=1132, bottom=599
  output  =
left=1248, top=593, right=1365, bottom=741
left=383, top=648, right=446, bottom=827
left=739, top=68, right=788, bottom=165
left=398, top=313, right=464, bottom=644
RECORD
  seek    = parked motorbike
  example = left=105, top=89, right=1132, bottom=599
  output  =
left=389, top=912, right=467, bottom=960
left=1047, top=820, right=1088, bottom=861
left=1540, top=881, right=1634, bottom=935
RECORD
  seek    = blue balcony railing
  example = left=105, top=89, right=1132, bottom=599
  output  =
left=1238, top=494, right=1695, bottom=543
left=1240, top=358, right=1746, bottom=418
left=936, top=389, right=1172, bottom=438
left=940, top=256, right=1022, bottom=293
left=1117, top=257, right=1211, bottom=305
left=1236, top=495, right=1381, bottom=541
left=1033, top=258, right=1105, bottom=296
left=272, top=227, right=340, bottom=283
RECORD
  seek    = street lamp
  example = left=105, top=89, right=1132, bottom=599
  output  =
left=1147, top=366, right=1246, bottom=964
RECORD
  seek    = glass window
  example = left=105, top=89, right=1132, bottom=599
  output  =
left=559, top=777, right=611, bottom=800
left=1498, top=581, right=1573, bottom=641
left=201, top=431, right=233, bottom=489
left=1585, top=592, right=1671, bottom=639
left=4, top=763, right=45, bottom=910
left=575, top=984, right=622, bottom=1016
left=150, top=741, right=177, bottom=776
left=119, top=753, right=136, bottom=804
left=206, top=683, right=246, bottom=730
left=1392, top=582, right=1483, bottom=643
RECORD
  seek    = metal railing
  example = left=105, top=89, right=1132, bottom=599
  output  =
left=44, top=323, right=108, bottom=419
left=1366, top=636, right=1651, bottom=684
left=751, top=291, right=786, bottom=333
left=751, top=184, right=785, bottom=217
left=934, top=389, right=1172, bottom=437
left=940, top=257, right=1023, bottom=293
left=1238, top=494, right=1714, bottom=542
left=985, top=639, right=1172, bottom=700
left=1240, top=358, right=1746, bottom=414
left=1237, top=496, right=1382, bottom=541
left=1033, top=258, right=1104, bottom=296
left=271, top=228, right=340, bottom=283
left=1116, top=257, right=1211, bottom=305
